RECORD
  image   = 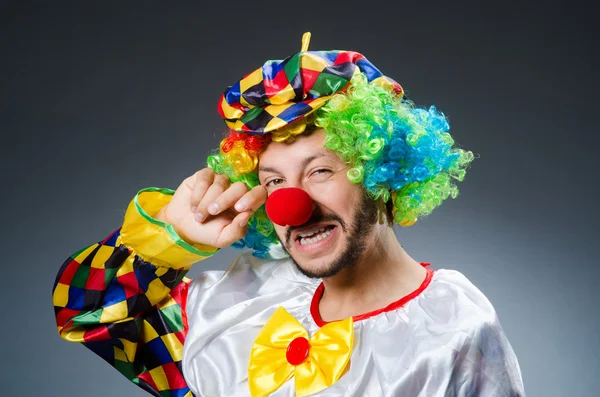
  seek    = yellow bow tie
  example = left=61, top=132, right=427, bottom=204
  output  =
left=248, top=307, right=354, bottom=397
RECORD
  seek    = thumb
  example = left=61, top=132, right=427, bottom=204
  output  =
left=215, top=211, right=252, bottom=247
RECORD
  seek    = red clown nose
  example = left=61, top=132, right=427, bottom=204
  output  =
left=265, top=187, right=313, bottom=227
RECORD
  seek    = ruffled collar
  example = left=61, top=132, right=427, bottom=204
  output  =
left=310, top=262, right=435, bottom=327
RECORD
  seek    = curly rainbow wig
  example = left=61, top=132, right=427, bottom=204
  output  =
left=207, top=35, right=474, bottom=257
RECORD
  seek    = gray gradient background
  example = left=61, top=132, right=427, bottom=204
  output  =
left=1, top=1, right=598, bottom=396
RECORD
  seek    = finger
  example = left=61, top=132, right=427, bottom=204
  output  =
left=206, top=182, right=248, bottom=216
left=190, top=168, right=215, bottom=212
left=233, top=185, right=268, bottom=213
left=215, top=211, right=252, bottom=247
left=195, top=174, right=231, bottom=222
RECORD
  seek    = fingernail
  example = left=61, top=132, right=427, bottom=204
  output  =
left=194, top=213, right=205, bottom=222
left=190, top=205, right=197, bottom=212
left=207, top=203, right=219, bottom=214
left=234, top=200, right=247, bottom=212
left=239, top=218, right=248, bottom=227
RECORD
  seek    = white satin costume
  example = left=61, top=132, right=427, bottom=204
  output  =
left=53, top=189, right=526, bottom=397
left=182, top=247, right=526, bottom=397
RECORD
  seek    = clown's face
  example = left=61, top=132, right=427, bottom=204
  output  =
left=258, top=129, right=380, bottom=278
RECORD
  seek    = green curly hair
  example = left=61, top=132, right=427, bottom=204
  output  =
left=207, top=73, right=475, bottom=257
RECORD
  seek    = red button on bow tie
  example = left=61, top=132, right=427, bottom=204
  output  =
left=286, top=336, right=310, bottom=365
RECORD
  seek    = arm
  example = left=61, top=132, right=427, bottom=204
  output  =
left=449, top=315, right=526, bottom=397
left=52, top=187, right=218, bottom=397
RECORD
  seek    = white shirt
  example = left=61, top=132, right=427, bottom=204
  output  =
left=182, top=251, right=525, bottom=397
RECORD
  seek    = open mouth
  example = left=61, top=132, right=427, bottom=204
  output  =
left=295, top=225, right=336, bottom=245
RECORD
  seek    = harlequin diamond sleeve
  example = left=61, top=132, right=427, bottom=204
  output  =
left=52, top=187, right=219, bottom=397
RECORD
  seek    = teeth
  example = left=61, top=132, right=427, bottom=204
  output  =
left=299, top=227, right=325, bottom=238
left=300, top=229, right=332, bottom=245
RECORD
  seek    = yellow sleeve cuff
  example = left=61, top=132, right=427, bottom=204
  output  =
left=119, top=187, right=219, bottom=269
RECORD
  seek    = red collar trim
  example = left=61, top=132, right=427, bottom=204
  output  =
left=310, top=262, right=435, bottom=327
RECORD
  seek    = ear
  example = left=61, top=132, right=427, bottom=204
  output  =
left=376, top=198, right=386, bottom=225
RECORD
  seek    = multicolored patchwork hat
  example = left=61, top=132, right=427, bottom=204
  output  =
left=217, top=32, right=404, bottom=134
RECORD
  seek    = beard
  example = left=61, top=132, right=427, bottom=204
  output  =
left=279, top=189, right=380, bottom=279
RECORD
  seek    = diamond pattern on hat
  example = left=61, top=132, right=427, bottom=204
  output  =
left=218, top=50, right=403, bottom=134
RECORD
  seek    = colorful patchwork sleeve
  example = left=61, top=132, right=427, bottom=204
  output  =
left=52, top=187, right=219, bottom=397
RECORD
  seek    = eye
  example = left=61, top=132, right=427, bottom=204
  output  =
left=311, top=169, right=331, bottom=177
left=265, top=178, right=284, bottom=187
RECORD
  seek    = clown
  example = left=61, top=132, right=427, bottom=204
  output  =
left=53, top=33, right=525, bottom=396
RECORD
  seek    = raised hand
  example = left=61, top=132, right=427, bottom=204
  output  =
left=156, top=168, right=267, bottom=248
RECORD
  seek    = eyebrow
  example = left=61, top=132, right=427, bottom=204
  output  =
left=258, top=153, right=330, bottom=175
